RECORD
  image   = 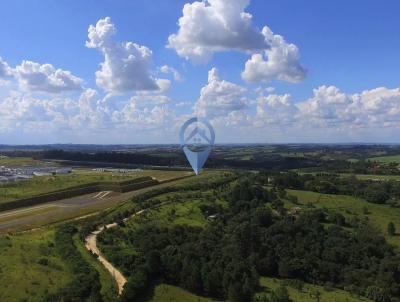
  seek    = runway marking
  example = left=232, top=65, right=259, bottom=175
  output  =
left=93, top=191, right=104, bottom=198
left=98, top=191, right=111, bottom=199
left=92, top=191, right=112, bottom=199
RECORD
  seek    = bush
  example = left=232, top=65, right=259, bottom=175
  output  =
left=37, top=258, right=48, bottom=266
left=388, top=222, right=396, bottom=236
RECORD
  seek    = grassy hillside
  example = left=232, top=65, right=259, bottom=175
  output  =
left=258, top=277, right=371, bottom=302
left=0, top=229, right=73, bottom=302
left=368, top=154, right=400, bottom=163
left=285, top=189, right=400, bottom=247
left=146, top=278, right=371, bottom=302
left=149, top=284, right=216, bottom=302
left=340, top=173, right=400, bottom=181
left=0, top=156, right=43, bottom=167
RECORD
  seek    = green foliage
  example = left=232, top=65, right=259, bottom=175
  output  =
left=272, top=285, right=294, bottom=302
left=37, top=257, right=49, bottom=266
left=286, top=188, right=400, bottom=247
left=255, top=285, right=294, bottom=302
left=44, top=224, right=103, bottom=302
left=99, top=173, right=400, bottom=301
left=267, top=171, right=398, bottom=205
left=0, top=230, right=72, bottom=302
left=365, top=286, right=390, bottom=302
left=258, top=277, right=372, bottom=302
left=149, top=283, right=217, bottom=302
left=363, top=185, right=389, bottom=204
left=120, top=268, right=150, bottom=301
left=387, top=222, right=396, bottom=236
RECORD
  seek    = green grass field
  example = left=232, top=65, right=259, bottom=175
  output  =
left=347, top=158, right=359, bottom=163
left=285, top=189, right=400, bottom=247
left=0, top=156, right=44, bottom=167
left=0, top=229, right=73, bottom=302
left=296, top=171, right=400, bottom=181
left=340, top=173, right=400, bottom=181
left=0, top=169, right=189, bottom=203
left=368, top=154, right=400, bottom=163
left=280, top=152, right=307, bottom=158
left=257, top=277, right=371, bottom=302
left=149, top=284, right=216, bottom=302
left=138, top=188, right=225, bottom=228
left=144, top=199, right=208, bottom=227
left=147, top=277, right=370, bottom=302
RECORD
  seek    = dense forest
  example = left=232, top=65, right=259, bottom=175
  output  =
left=96, top=174, right=400, bottom=302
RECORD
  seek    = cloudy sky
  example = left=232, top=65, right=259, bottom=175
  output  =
left=1, top=0, right=400, bottom=144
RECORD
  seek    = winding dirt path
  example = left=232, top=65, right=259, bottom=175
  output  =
left=85, top=210, right=145, bottom=295
left=83, top=174, right=195, bottom=295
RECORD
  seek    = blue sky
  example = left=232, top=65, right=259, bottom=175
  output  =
left=0, top=0, right=400, bottom=144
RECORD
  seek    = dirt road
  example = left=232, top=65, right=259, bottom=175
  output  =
left=85, top=209, right=145, bottom=295
left=85, top=224, right=126, bottom=294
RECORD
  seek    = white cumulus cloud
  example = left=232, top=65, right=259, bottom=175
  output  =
left=253, top=85, right=400, bottom=132
left=194, top=68, right=248, bottom=118
left=169, top=0, right=306, bottom=84
left=0, top=57, right=13, bottom=79
left=14, top=60, right=83, bottom=93
left=298, top=85, right=354, bottom=125
left=160, top=65, right=182, bottom=82
left=167, top=0, right=266, bottom=63
left=113, top=94, right=175, bottom=130
left=242, top=26, right=307, bottom=83
left=86, top=17, right=165, bottom=93
left=255, top=93, right=298, bottom=126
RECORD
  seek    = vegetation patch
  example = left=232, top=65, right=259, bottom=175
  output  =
left=286, top=189, right=400, bottom=247
left=0, top=229, right=72, bottom=302
left=256, top=277, right=372, bottom=302
left=368, top=154, right=400, bottom=163
left=96, top=173, right=399, bottom=302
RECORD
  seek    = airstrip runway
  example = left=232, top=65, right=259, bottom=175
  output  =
left=0, top=190, right=118, bottom=233
left=0, top=174, right=193, bottom=233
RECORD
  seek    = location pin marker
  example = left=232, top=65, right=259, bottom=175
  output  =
left=180, top=117, right=215, bottom=175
